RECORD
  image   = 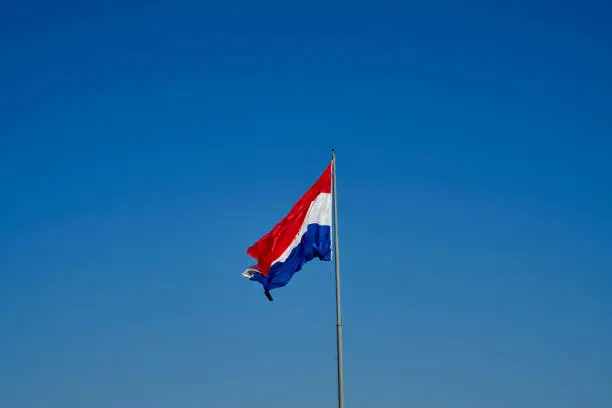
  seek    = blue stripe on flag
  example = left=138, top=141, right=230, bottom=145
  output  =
left=250, top=223, right=331, bottom=292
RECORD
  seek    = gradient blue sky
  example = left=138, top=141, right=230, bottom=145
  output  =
left=1, top=1, right=611, bottom=407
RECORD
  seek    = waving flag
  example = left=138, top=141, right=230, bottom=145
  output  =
left=242, top=162, right=333, bottom=300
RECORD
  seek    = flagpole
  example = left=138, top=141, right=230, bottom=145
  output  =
left=331, top=149, right=345, bottom=408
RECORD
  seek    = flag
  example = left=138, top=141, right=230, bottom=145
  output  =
left=242, top=161, right=333, bottom=301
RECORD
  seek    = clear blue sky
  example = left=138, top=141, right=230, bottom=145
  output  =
left=1, top=1, right=611, bottom=407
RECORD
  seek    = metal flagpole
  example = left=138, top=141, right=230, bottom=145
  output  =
left=331, top=149, right=345, bottom=408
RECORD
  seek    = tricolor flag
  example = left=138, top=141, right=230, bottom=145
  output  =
left=242, top=161, right=333, bottom=301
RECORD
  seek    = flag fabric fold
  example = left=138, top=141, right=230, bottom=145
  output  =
left=242, top=162, right=333, bottom=300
